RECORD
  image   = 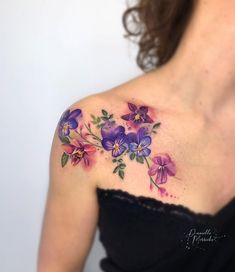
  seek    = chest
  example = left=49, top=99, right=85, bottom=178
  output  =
left=153, top=115, right=235, bottom=213
left=97, top=114, right=235, bottom=215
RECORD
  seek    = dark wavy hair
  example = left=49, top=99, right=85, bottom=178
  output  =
left=122, top=0, right=195, bottom=72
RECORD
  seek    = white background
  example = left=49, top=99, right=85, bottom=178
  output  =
left=0, top=0, right=141, bottom=271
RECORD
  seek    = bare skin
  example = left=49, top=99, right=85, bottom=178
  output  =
left=37, top=0, right=235, bottom=271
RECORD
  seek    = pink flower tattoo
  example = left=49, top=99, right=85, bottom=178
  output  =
left=148, top=153, right=176, bottom=184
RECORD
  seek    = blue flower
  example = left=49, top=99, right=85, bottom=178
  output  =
left=127, top=127, right=151, bottom=157
left=58, top=109, right=82, bottom=138
left=101, top=125, right=127, bottom=157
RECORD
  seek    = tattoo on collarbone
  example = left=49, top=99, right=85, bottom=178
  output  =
left=57, top=102, right=177, bottom=196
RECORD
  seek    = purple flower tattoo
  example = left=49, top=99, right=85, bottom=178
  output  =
left=121, top=102, right=154, bottom=124
left=127, top=127, right=151, bottom=157
left=57, top=103, right=178, bottom=197
left=101, top=125, right=127, bottom=157
left=58, top=109, right=82, bottom=138
left=148, top=153, right=176, bottom=184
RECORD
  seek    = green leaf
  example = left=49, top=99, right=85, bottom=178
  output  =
left=90, top=114, right=96, bottom=120
left=118, top=170, right=125, bottom=179
left=97, top=117, right=101, bottom=123
left=152, top=130, right=157, bottom=134
left=102, top=109, right=108, bottom=116
left=109, top=114, right=114, bottom=119
left=153, top=122, right=161, bottom=129
left=130, top=153, right=136, bottom=160
left=97, top=123, right=105, bottom=128
left=101, top=116, right=109, bottom=121
left=113, top=165, right=120, bottom=173
left=112, top=159, right=117, bottom=163
left=136, top=156, right=144, bottom=164
left=119, top=163, right=126, bottom=169
left=61, top=152, right=69, bottom=167
left=91, top=120, right=97, bottom=125
left=59, top=137, right=70, bottom=144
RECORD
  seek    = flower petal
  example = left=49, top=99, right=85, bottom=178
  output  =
left=136, top=127, right=148, bottom=142
left=69, top=109, right=82, bottom=119
left=62, top=144, right=75, bottom=154
left=84, top=144, right=96, bottom=154
left=126, top=132, right=137, bottom=144
left=112, top=144, right=126, bottom=157
left=101, top=121, right=116, bottom=138
left=101, top=138, right=114, bottom=151
left=144, top=114, right=154, bottom=123
left=128, top=102, right=138, bottom=112
left=138, top=106, right=148, bottom=114
left=115, top=133, right=127, bottom=146
left=139, top=136, right=151, bottom=148
left=58, top=126, right=64, bottom=138
left=121, top=113, right=132, bottom=121
left=68, top=119, right=78, bottom=129
left=148, top=164, right=158, bottom=176
left=101, top=125, right=125, bottom=140
left=129, top=142, right=138, bottom=152
left=138, top=147, right=151, bottom=157
left=60, top=125, right=70, bottom=137
left=71, top=155, right=81, bottom=166
left=161, top=153, right=172, bottom=164
left=166, top=161, right=176, bottom=176
left=83, top=156, right=90, bottom=166
left=70, top=139, right=82, bottom=147
left=113, top=126, right=125, bottom=138
left=156, top=168, right=168, bottom=184
left=152, top=155, right=163, bottom=165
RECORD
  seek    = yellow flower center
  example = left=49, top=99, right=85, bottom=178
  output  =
left=63, top=122, right=69, bottom=132
left=134, top=114, right=140, bottom=120
left=113, top=143, right=120, bottom=151
left=73, top=149, right=85, bottom=158
left=137, top=145, right=143, bottom=152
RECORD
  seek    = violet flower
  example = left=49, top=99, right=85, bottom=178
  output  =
left=121, top=102, right=153, bottom=124
left=148, top=153, right=176, bottom=184
left=127, top=127, right=151, bottom=157
left=101, top=125, right=127, bottom=157
left=58, top=109, right=82, bottom=138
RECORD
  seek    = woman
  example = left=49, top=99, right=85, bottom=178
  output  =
left=38, top=0, right=235, bottom=271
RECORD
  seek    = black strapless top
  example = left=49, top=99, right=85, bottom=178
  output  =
left=96, top=187, right=235, bottom=272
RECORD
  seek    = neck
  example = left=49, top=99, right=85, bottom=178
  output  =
left=162, top=0, right=235, bottom=119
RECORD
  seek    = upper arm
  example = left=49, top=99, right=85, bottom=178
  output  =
left=37, top=102, right=99, bottom=272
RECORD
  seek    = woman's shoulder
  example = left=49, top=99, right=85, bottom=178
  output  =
left=54, top=70, right=175, bottom=184
left=70, top=69, right=167, bottom=112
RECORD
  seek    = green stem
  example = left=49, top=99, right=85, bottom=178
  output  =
left=72, top=132, right=102, bottom=149
left=144, top=157, right=160, bottom=189
left=84, top=123, right=102, bottom=142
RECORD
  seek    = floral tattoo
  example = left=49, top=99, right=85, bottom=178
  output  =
left=57, top=102, right=177, bottom=196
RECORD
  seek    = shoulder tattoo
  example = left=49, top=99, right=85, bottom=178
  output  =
left=57, top=102, right=177, bottom=196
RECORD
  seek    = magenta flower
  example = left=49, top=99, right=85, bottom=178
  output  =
left=62, top=139, right=96, bottom=167
left=148, top=153, right=176, bottom=184
left=121, top=102, right=153, bottom=124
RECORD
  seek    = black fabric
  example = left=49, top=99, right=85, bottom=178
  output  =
left=96, top=187, right=235, bottom=272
